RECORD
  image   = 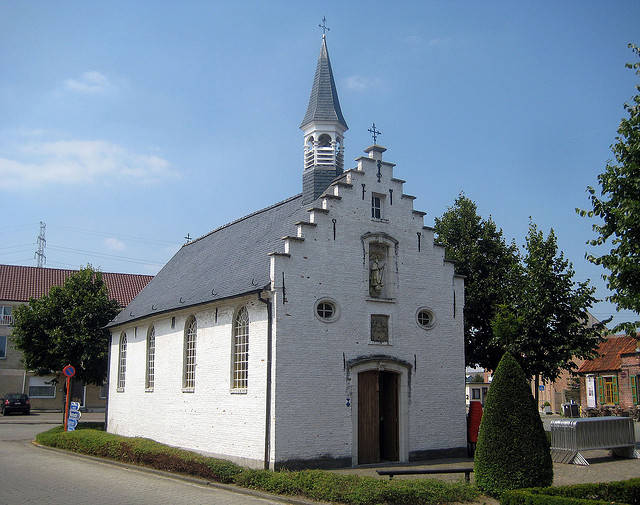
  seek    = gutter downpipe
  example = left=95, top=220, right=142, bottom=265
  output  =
left=257, top=291, right=273, bottom=470
left=105, top=332, right=112, bottom=432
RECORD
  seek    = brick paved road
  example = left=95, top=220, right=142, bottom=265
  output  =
left=0, top=423, right=294, bottom=505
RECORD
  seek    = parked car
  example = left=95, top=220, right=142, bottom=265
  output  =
left=1, top=393, right=30, bottom=415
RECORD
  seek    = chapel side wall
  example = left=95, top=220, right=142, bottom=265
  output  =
left=270, top=155, right=467, bottom=467
left=107, top=296, right=269, bottom=468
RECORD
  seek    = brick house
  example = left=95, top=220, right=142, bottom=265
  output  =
left=577, top=334, right=640, bottom=413
left=105, top=34, right=467, bottom=469
left=0, top=264, right=152, bottom=411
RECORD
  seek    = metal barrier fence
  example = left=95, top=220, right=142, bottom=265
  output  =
left=550, top=417, right=639, bottom=465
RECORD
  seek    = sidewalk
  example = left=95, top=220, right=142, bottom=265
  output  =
left=0, top=410, right=106, bottom=424
left=334, top=450, right=640, bottom=487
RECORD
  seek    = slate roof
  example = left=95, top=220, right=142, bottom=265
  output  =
left=577, top=335, right=638, bottom=373
left=0, top=264, right=153, bottom=308
left=300, top=35, right=348, bottom=130
left=107, top=194, right=307, bottom=328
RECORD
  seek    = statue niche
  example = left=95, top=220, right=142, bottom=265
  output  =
left=369, top=244, right=388, bottom=298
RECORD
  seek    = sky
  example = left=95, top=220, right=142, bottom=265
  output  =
left=1, top=1, right=639, bottom=329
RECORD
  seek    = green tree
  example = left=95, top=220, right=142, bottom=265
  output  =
left=579, top=44, right=640, bottom=333
left=434, top=193, right=521, bottom=370
left=12, top=266, right=121, bottom=386
left=474, top=352, right=553, bottom=495
left=491, top=222, right=605, bottom=404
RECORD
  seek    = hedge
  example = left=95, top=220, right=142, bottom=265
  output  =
left=500, top=478, right=640, bottom=505
left=35, top=425, right=479, bottom=505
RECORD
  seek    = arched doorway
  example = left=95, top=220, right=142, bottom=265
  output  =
left=358, top=369, right=399, bottom=464
left=349, top=358, right=410, bottom=466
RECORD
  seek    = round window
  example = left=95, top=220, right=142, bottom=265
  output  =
left=416, top=308, right=435, bottom=329
left=314, top=298, right=340, bottom=323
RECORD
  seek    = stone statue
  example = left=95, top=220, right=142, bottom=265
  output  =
left=369, top=252, right=386, bottom=297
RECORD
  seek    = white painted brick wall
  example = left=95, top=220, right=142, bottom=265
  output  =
left=108, top=296, right=269, bottom=468
left=108, top=148, right=466, bottom=468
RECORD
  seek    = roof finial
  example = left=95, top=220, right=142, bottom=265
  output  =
left=319, top=16, right=330, bottom=37
left=368, top=123, right=381, bottom=144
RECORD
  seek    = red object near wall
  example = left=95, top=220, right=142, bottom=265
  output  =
left=467, top=401, right=483, bottom=444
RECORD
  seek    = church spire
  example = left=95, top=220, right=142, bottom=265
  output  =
left=301, top=23, right=348, bottom=204
left=300, top=34, right=348, bottom=131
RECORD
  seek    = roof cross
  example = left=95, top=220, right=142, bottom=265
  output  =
left=319, top=16, right=330, bottom=36
left=368, top=123, right=381, bottom=144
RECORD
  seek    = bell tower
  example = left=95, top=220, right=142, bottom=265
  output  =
left=300, top=24, right=348, bottom=204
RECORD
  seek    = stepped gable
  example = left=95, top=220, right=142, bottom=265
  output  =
left=276, top=145, right=444, bottom=264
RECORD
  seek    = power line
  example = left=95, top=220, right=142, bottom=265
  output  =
left=47, top=244, right=166, bottom=267
left=48, top=223, right=180, bottom=247
left=0, top=244, right=35, bottom=251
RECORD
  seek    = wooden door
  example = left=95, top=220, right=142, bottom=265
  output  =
left=358, top=370, right=400, bottom=464
left=358, top=370, right=380, bottom=464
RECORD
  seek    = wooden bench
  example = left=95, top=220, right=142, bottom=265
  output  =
left=377, top=467, right=474, bottom=482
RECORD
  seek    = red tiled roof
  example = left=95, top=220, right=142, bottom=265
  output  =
left=578, top=335, right=638, bottom=373
left=0, top=264, right=153, bottom=307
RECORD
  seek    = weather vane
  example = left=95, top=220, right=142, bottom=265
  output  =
left=319, top=16, right=330, bottom=35
left=368, top=123, right=381, bottom=144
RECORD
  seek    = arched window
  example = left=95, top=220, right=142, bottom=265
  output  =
left=183, top=317, right=197, bottom=391
left=145, top=326, right=156, bottom=390
left=117, top=332, right=127, bottom=391
left=232, top=306, right=249, bottom=392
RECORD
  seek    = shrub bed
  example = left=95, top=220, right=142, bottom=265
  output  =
left=35, top=425, right=479, bottom=505
left=500, top=478, right=640, bottom=505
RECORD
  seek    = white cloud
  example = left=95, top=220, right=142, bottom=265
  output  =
left=65, top=71, right=116, bottom=94
left=0, top=139, right=177, bottom=190
left=345, top=75, right=383, bottom=92
left=104, top=237, right=126, bottom=251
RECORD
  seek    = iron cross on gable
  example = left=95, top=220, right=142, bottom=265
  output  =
left=319, top=16, right=330, bottom=35
left=368, top=123, right=381, bottom=144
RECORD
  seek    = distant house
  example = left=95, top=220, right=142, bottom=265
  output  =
left=577, top=334, right=640, bottom=413
left=0, top=264, right=152, bottom=411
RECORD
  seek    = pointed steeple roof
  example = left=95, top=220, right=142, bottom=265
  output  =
left=300, top=35, right=348, bottom=130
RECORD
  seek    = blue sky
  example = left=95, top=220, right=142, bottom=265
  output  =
left=1, top=1, right=639, bottom=328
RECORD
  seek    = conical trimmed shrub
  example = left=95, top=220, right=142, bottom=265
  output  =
left=474, top=352, right=553, bottom=495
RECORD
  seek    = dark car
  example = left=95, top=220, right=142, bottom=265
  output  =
left=1, top=393, right=31, bottom=415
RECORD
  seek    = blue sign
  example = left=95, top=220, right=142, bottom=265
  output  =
left=539, top=385, right=545, bottom=391
left=67, top=401, right=82, bottom=431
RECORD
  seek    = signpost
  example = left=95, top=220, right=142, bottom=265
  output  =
left=62, top=365, right=76, bottom=431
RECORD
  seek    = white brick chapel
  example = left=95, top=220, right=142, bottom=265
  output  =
left=106, top=32, right=467, bottom=470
